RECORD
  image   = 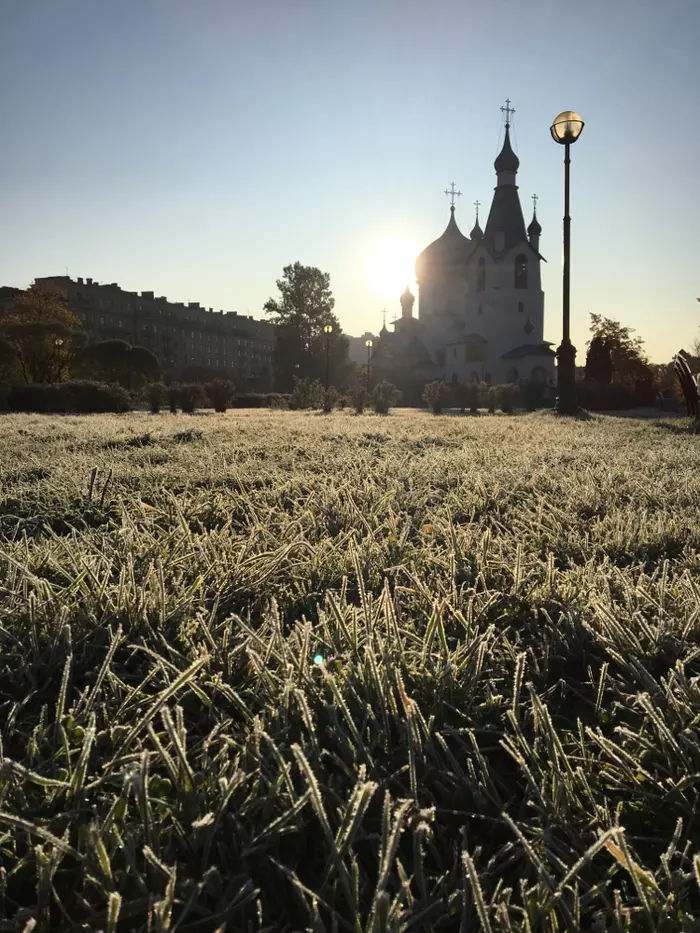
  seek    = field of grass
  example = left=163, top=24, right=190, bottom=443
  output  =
left=1, top=408, right=700, bottom=932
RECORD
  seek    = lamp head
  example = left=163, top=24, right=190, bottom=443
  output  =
left=365, top=339, right=373, bottom=348
left=323, top=324, right=333, bottom=334
left=550, top=111, right=584, bottom=144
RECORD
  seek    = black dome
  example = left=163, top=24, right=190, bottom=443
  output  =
left=494, top=125, right=520, bottom=174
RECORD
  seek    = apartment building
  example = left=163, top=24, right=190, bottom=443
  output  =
left=34, top=276, right=275, bottom=387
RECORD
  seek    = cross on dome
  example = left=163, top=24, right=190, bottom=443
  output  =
left=444, top=182, right=462, bottom=208
left=474, top=199, right=481, bottom=222
left=532, top=193, right=538, bottom=212
left=500, top=98, right=516, bottom=126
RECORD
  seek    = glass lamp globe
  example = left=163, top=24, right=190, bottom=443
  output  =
left=365, top=339, right=373, bottom=348
left=550, top=111, right=584, bottom=144
left=324, top=324, right=333, bottom=334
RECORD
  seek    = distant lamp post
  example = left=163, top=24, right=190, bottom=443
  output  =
left=365, top=339, right=373, bottom=391
left=323, top=324, right=333, bottom=390
left=54, top=338, right=64, bottom=382
left=550, top=110, right=584, bottom=414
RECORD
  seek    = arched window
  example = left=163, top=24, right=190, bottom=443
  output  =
left=507, top=367, right=519, bottom=383
left=518, top=301, right=524, bottom=313
left=477, top=258, right=486, bottom=291
left=478, top=304, right=483, bottom=315
left=531, top=366, right=547, bottom=383
left=515, top=254, right=528, bottom=289
left=451, top=372, right=458, bottom=384
left=471, top=372, right=480, bottom=384
left=484, top=372, right=492, bottom=385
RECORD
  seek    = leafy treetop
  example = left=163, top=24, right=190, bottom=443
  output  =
left=0, top=284, right=84, bottom=384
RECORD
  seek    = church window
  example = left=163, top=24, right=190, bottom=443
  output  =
left=507, top=367, right=519, bottom=383
left=471, top=372, right=480, bottom=384
left=531, top=366, right=547, bottom=383
left=451, top=372, right=458, bottom=384
left=484, top=372, right=492, bottom=385
left=477, top=258, right=486, bottom=291
left=515, top=254, right=528, bottom=289
left=518, top=301, right=524, bottom=313
left=478, top=304, right=483, bottom=315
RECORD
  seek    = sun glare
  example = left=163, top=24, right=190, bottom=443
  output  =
left=363, top=235, right=419, bottom=301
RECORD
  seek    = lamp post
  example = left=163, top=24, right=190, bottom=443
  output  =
left=323, top=324, right=333, bottom=390
left=54, top=338, right=64, bottom=382
left=365, top=339, right=373, bottom=392
left=550, top=110, right=584, bottom=415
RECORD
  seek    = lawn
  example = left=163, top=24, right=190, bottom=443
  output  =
left=1, top=408, right=699, bottom=932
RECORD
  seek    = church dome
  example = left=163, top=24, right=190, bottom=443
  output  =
left=527, top=212, right=542, bottom=237
left=470, top=219, right=483, bottom=240
left=494, top=125, right=520, bottom=174
left=415, top=207, right=471, bottom=279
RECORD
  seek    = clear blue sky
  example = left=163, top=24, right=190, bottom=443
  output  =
left=1, top=0, right=698, bottom=362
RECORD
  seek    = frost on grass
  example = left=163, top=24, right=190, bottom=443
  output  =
left=1, top=409, right=700, bottom=931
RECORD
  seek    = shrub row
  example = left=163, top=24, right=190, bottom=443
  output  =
left=142, top=382, right=290, bottom=413
left=422, top=380, right=529, bottom=414
left=0, top=380, right=132, bottom=413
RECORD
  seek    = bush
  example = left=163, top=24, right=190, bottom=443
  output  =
left=495, top=383, right=521, bottom=413
left=0, top=380, right=132, bottom=414
left=178, top=383, right=206, bottom=414
left=289, top=377, right=324, bottom=410
left=167, top=384, right=180, bottom=414
left=485, top=384, right=499, bottom=414
left=265, top=393, right=289, bottom=410
left=372, top=381, right=402, bottom=414
left=576, top=379, right=637, bottom=411
left=206, top=379, right=236, bottom=413
left=347, top=384, right=370, bottom=414
left=142, top=382, right=166, bottom=414
left=322, top=386, right=340, bottom=413
left=521, top=380, right=550, bottom=411
left=422, top=380, right=452, bottom=414
left=462, top=381, right=483, bottom=414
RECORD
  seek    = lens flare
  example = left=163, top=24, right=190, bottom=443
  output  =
left=363, top=235, right=418, bottom=301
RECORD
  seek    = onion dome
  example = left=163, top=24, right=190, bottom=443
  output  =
left=470, top=218, right=483, bottom=240
left=527, top=211, right=542, bottom=238
left=415, top=206, right=471, bottom=280
left=400, top=285, right=415, bottom=319
left=494, top=124, right=520, bottom=175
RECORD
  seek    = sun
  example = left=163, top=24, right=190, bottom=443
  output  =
left=363, top=235, right=419, bottom=302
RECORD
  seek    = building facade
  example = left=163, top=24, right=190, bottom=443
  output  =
left=373, top=106, right=555, bottom=393
left=34, top=276, right=275, bottom=387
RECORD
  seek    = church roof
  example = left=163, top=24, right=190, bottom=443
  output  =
left=494, top=124, right=520, bottom=174
left=527, top=211, right=542, bottom=237
left=501, top=342, right=555, bottom=359
left=415, top=206, right=471, bottom=279
left=481, top=186, right=528, bottom=258
left=445, top=332, right=487, bottom=346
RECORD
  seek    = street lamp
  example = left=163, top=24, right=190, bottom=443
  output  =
left=54, top=338, right=64, bottom=383
left=365, top=339, right=373, bottom=392
left=323, top=324, right=333, bottom=390
left=550, top=110, right=584, bottom=414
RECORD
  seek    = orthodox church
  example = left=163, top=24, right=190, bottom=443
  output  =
left=372, top=103, right=555, bottom=399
